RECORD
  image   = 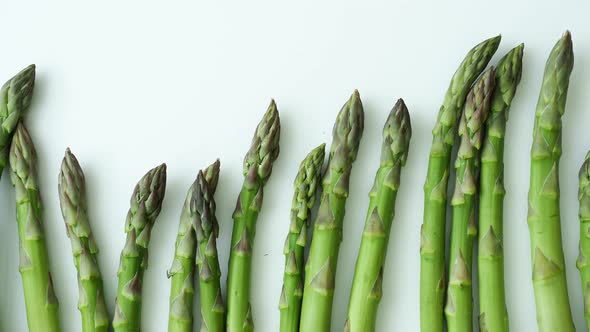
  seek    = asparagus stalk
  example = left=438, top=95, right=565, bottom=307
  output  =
left=1, top=65, right=36, bottom=178
left=10, top=123, right=60, bottom=332
left=279, top=144, right=325, bottom=332
left=226, top=100, right=280, bottom=332
left=445, top=67, right=495, bottom=332
left=420, top=35, right=500, bottom=332
left=527, top=31, right=575, bottom=332
left=345, top=99, right=412, bottom=332
left=58, top=148, right=109, bottom=332
left=299, top=90, right=365, bottom=332
left=113, top=163, right=167, bottom=332
left=478, top=44, right=524, bottom=332
left=167, top=160, right=220, bottom=332
left=578, top=152, right=590, bottom=330
left=195, top=166, right=225, bottom=332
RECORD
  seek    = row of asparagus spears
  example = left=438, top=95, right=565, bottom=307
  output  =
left=0, top=30, right=584, bottom=332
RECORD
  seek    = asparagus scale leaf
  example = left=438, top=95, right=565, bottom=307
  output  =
left=478, top=44, right=524, bottom=332
left=168, top=160, right=220, bottom=332
left=113, top=163, right=167, bottom=332
left=527, top=31, right=575, bottom=332
left=345, top=99, right=411, bottom=332
left=58, top=148, right=109, bottom=332
left=226, top=100, right=280, bottom=332
left=10, top=123, right=60, bottom=332
left=299, top=90, right=365, bottom=332
left=419, top=35, right=500, bottom=332
left=445, top=67, right=495, bottom=332
left=279, top=144, right=325, bottom=332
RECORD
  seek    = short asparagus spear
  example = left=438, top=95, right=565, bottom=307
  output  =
left=420, top=35, right=500, bottom=332
left=58, top=148, right=109, bottom=332
left=478, top=44, right=524, bottom=332
left=445, top=68, right=495, bottom=332
left=279, top=144, right=325, bottom=332
left=299, top=90, right=365, bottom=332
left=167, top=160, right=220, bottom=332
left=113, top=163, right=167, bottom=332
left=345, top=99, right=412, bottom=332
left=226, top=100, right=280, bottom=332
left=578, top=152, right=590, bottom=330
left=527, top=31, right=575, bottom=332
left=0, top=64, right=36, bottom=178
left=10, top=123, right=60, bottom=332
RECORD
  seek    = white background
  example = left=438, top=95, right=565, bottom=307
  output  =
left=0, top=1, right=588, bottom=331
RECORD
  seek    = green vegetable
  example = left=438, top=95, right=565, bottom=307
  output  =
left=168, top=160, right=220, bottom=332
left=419, top=35, right=500, bottom=332
left=10, top=123, right=60, bottom=332
left=58, top=148, right=109, bottom=332
left=299, top=90, right=365, bottom=332
left=478, top=44, right=524, bottom=332
left=527, top=31, right=574, bottom=332
left=345, top=99, right=412, bottom=332
left=1, top=64, right=35, bottom=178
left=445, top=67, right=495, bottom=332
left=578, top=152, right=590, bottom=331
left=226, top=100, right=280, bottom=332
left=279, top=144, right=325, bottom=332
left=113, top=163, right=167, bottom=332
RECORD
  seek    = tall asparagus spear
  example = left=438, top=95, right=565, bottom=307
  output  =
left=445, top=68, right=495, bottom=332
left=113, top=163, right=167, bottom=332
left=279, top=144, right=325, bottom=332
left=299, top=90, right=365, bottom=332
left=10, top=123, right=60, bottom=332
left=578, top=152, right=590, bottom=330
left=167, top=160, right=220, bottom=332
left=226, top=100, right=280, bottom=332
left=419, top=35, right=500, bottom=332
left=527, top=31, right=574, bottom=332
left=478, top=44, right=524, bottom=332
left=1, top=65, right=35, bottom=178
left=58, top=148, right=109, bottom=332
left=345, top=99, right=412, bottom=332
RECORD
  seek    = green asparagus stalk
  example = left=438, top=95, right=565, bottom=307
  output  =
left=10, top=123, right=60, bottom=332
left=226, top=100, right=280, bottom=332
left=167, top=160, right=220, bottom=332
left=195, top=166, right=225, bottom=332
left=345, top=99, right=412, bottom=332
left=299, top=90, right=365, bottom=332
left=1, top=65, right=35, bottom=178
left=445, top=67, right=495, bottom=332
left=420, top=35, right=500, bottom=332
left=527, top=31, right=575, bottom=332
left=279, top=144, right=325, bottom=332
left=478, top=44, right=524, bottom=332
left=113, top=163, right=167, bottom=332
left=578, top=152, right=590, bottom=330
left=58, top=148, right=109, bottom=332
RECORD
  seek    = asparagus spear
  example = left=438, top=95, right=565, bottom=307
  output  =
left=58, top=148, right=109, bottom=332
left=578, top=152, right=590, bottom=330
left=527, top=31, right=574, bottom=332
left=420, top=35, right=500, bottom=332
left=167, top=160, right=220, bottom=332
left=1, top=65, right=35, bottom=178
left=279, top=144, right=325, bottom=332
left=10, top=123, right=60, bottom=332
left=445, top=67, right=495, bottom=332
left=299, top=90, right=365, bottom=332
left=194, top=166, right=225, bottom=332
left=226, top=100, right=280, bottom=332
left=113, top=163, right=167, bottom=332
left=478, top=44, right=524, bottom=332
left=345, top=99, right=412, bottom=332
